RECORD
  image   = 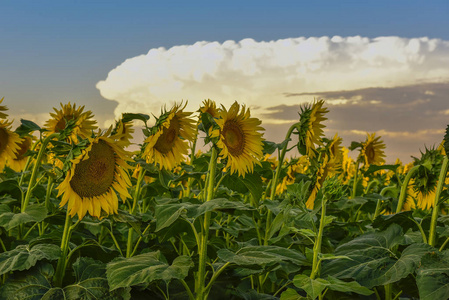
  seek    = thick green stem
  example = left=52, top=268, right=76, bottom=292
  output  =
left=384, top=283, right=392, bottom=300
left=429, top=156, right=449, bottom=247
left=310, top=197, right=327, bottom=280
left=395, top=165, right=420, bottom=213
left=53, top=210, right=73, bottom=287
left=22, top=133, right=58, bottom=213
left=196, top=147, right=218, bottom=300
left=126, top=167, right=145, bottom=257
left=373, top=186, right=397, bottom=219
left=264, top=123, right=297, bottom=246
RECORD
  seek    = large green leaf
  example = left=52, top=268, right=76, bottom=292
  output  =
left=0, top=262, right=55, bottom=300
left=186, top=198, right=254, bottom=218
left=416, top=251, right=449, bottom=300
left=323, top=225, right=429, bottom=288
left=279, top=288, right=305, bottom=300
left=0, top=204, right=48, bottom=231
left=292, top=274, right=327, bottom=299
left=0, top=244, right=60, bottom=275
left=154, top=202, right=190, bottom=231
left=106, top=251, right=193, bottom=290
left=0, top=179, right=22, bottom=200
left=292, top=274, right=373, bottom=299
left=217, top=246, right=307, bottom=267
left=63, top=257, right=115, bottom=299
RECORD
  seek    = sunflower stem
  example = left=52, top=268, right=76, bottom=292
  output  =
left=264, top=124, right=297, bottom=246
left=396, top=165, right=420, bottom=213
left=373, top=185, right=397, bottom=219
left=310, top=196, right=327, bottom=280
left=196, top=146, right=217, bottom=300
left=53, top=210, right=73, bottom=287
left=22, top=133, right=58, bottom=213
left=126, top=166, right=145, bottom=258
left=429, top=156, right=449, bottom=247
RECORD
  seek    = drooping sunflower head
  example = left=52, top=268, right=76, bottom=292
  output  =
left=45, top=102, right=97, bottom=144
left=143, top=102, right=196, bottom=170
left=57, top=134, right=132, bottom=219
left=327, top=133, right=343, bottom=162
left=199, top=99, right=219, bottom=119
left=0, top=97, right=9, bottom=119
left=210, top=101, right=264, bottom=177
left=359, top=133, right=386, bottom=166
left=0, top=120, right=21, bottom=171
left=410, top=147, right=444, bottom=210
left=297, top=99, right=328, bottom=159
left=111, top=119, right=134, bottom=148
left=6, top=136, right=33, bottom=172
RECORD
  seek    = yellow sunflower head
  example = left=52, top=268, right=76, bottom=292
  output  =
left=327, top=133, right=343, bottom=162
left=0, top=120, right=21, bottom=171
left=57, top=133, right=132, bottom=219
left=0, top=97, right=9, bottom=119
left=199, top=99, right=219, bottom=119
left=359, top=133, right=386, bottom=166
left=45, top=102, right=97, bottom=144
left=143, top=102, right=196, bottom=170
left=112, top=119, right=134, bottom=148
left=298, top=99, right=328, bottom=159
left=7, top=136, right=33, bottom=172
left=210, top=101, right=264, bottom=177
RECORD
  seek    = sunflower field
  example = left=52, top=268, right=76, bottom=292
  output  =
left=1, top=97, right=449, bottom=300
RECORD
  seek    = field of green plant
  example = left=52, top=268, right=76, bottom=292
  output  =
left=1, top=97, right=449, bottom=300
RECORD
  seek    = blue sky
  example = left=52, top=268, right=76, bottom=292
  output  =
left=1, top=1, right=448, bottom=161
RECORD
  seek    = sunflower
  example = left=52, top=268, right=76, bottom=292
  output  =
left=45, top=102, right=97, bottom=143
left=0, top=97, right=8, bottom=119
left=339, top=147, right=355, bottom=184
left=276, top=156, right=309, bottom=195
left=359, top=133, right=386, bottom=166
left=143, top=102, right=196, bottom=170
left=7, top=136, right=33, bottom=172
left=199, top=99, right=219, bottom=118
left=57, top=133, right=131, bottom=219
left=112, top=119, right=134, bottom=147
left=298, top=100, right=328, bottom=159
left=211, top=101, right=264, bottom=177
left=0, top=120, right=21, bottom=171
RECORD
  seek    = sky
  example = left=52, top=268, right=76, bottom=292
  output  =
left=1, top=1, right=449, bottom=162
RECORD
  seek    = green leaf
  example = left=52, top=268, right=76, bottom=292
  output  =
left=63, top=257, right=111, bottom=299
left=323, top=225, right=431, bottom=288
left=324, top=276, right=373, bottom=295
left=0, top=244, right=60, bottom=275
left=0, top=204, right=48, bottom=231
left=15, top=119, right=42, bottom=135
left=0, top=262, right=55, bottom=300
left=187, top=198, right=254, bottom=218
left=0, top=179, right=22, bottom=201
left=292, top=274, right=327, bottom=299
left=372, top=211, right=417, bottom=233
left=217, top=246, right=307, bottom=267
left=416, top=251, right=449, bottom=300
left=292, top=274, right=373, bottom=299
left=363, top=164, right=400, bottom=176
left=241, top=172, right=263, bottom=201
left=154, top=202, right=190, bottom=232
left=280, top=288, right=305, bottom=300
left=121, top=113, right=150, bottom=124
left=106, top=252, right=193, bottom=290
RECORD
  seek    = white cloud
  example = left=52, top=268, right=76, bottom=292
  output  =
left=96, top=36, right=449, bottom=123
